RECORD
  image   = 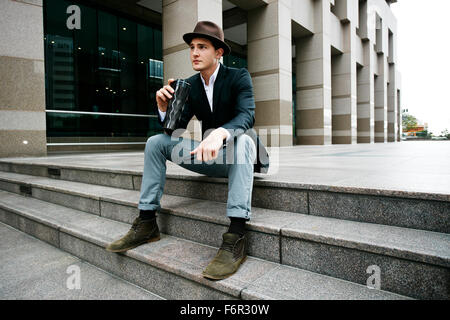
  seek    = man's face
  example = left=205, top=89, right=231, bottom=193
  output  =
left=189, top=38, right=223, bottom=71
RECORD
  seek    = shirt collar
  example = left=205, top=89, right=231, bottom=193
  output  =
left=200, top=63, right=221, bottom=87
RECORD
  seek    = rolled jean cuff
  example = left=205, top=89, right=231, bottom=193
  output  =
left=226, top=209, right=251, bottom=221
left=138, top=203, right=160, bottom=211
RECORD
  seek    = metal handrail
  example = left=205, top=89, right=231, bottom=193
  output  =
left=46, top=109, right=157, bottom=118
left=47, top=142, right=146, bottom=146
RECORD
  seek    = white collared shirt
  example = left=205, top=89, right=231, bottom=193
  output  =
left=200, top=62, right=220, bottom=112
left=158, top=63, right=231, bottom=142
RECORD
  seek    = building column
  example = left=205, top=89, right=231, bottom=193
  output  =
left=0, top=0, right=47, bottom=158
left=162, top=0, right=222, bottom=140
left=295, top=0, right=332, bottom=145
left=387, top=63, right=397, bottom=142
left=374, top=53, right=388, bottom=143
left=248, top=0, right=293, bottom=147
left=357, top=40, right=375, bottom=143
left=331, top=22, right=357, bottom=144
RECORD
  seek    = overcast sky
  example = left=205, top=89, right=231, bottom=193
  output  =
left=391, top=0, right=450, bottom=135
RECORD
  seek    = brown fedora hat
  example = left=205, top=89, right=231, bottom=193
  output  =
left=183, top=21, right=231, bottom=56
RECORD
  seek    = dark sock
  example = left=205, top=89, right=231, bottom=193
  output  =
left=228, top=217, right=247, bottom=236
left=139, top=210, right=156, bottom=220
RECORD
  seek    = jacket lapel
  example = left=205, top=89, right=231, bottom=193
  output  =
left=194, top=63, right=226, bottom=115
left=195, top=74, right=211, bottom=114
left=212, top=63, right=225, bottom=114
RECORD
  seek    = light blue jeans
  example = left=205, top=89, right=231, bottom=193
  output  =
left=138, top=132, right=257, bottom=220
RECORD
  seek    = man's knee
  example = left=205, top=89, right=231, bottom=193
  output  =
left=145, top=133, right=169, bottom=153
left=234, top=134, right=256, bottom=164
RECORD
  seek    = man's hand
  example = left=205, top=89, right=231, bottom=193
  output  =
left=156, top=78, right=175, bottom=112
left=190, top=128, right=228, bottom=162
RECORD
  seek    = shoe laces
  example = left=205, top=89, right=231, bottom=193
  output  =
left=131, top=218, right=141, bottom=231
left=220, top=241, right=235, bottom=253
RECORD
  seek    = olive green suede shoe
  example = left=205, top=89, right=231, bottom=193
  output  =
left=202, top=232, right=247, bottom=280
left=106, top=217, right=160, bottom=253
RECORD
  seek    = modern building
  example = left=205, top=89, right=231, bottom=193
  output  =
left=0, top=0, right=401, bottom=157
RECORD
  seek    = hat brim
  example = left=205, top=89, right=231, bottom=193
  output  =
left=183, top=32, right=231, bottom=56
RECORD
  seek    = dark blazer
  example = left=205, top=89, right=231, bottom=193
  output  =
left=157, top=63, right=269, bottom=173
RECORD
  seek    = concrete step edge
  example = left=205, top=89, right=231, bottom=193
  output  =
left=0, top=222, right=166, bottom=300
left=0, top=190, right=259, bottom=299
left=1, top=159, right=448, bottom=202
left=1, top=170, right=449, bottom=268
left=2, top=162, right=449, bottom=235
left=0, top=190, right=409, bottom=300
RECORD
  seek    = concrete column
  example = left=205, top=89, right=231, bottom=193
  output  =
left=248, top=0, right=292, bottom=147
left=374, top=53, right=388, bottom=143
left=162, top=0, right=222, bottom=140
left=295, top=0, right=332, bottom=145
left=357, top=40, right=375, bottom=143
left=0, top=0, right=47, bottom=158
left=387, top=63, right=397, bottom=142
left=331, top=22, right=357, bottom=144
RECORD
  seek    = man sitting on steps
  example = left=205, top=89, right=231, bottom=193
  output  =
left=105, top=21, right=269, bottom=280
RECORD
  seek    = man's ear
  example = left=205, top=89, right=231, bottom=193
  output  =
left=216, top=47, right=224, bottom=59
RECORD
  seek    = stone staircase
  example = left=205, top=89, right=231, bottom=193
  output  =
left=0, top=157, right=448, bottom=300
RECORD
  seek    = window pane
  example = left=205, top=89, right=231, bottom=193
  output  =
left=43, top=0, right=164, bottom=141
left=44, top=0, right=75, bottom=111
left=73, top=4, right=97, bottom=113
left=224, top=53, right=247, bottom=69
left=97, top=11, right=119, bottom=114
left=46, top=112, right=160, bottom=138
left=118, top=17, right=137, bottom=115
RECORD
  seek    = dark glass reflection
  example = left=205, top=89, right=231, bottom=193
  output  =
left=44, top=0, right=163, bottom=140
left=46, top=112, right=161, bottom=138
left=223, top=53, right=247, bottom=69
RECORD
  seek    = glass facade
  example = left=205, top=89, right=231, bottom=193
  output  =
left=43, top=0, right=252, bottom=146
left=43, top=0, right=163, bottom=143
left=223, top=53, right=247, bottom=69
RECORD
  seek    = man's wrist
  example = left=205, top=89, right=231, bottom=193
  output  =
left=158, top=108, right=166, bottom=122
left=157, top=102, right=167, bottom=112
left=214, top=127, right=230, bottom=141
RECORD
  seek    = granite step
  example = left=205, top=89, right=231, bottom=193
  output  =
left=0, top=159, right=448, bottom=233
left=0, top=171, right=448, bottom=299
left=0, top=189, right=409, bottom=300
left=0, top=222, right=164, bottom=300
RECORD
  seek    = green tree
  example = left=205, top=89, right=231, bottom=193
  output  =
left=440, top=129, right=450, bottom=139
left=402, top=113, right=418, bottom=132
